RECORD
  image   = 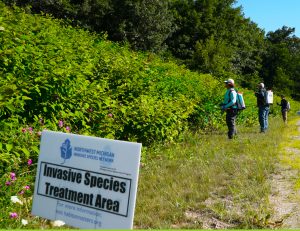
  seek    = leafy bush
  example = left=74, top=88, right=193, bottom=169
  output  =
left=1, top=2, right=298, bottom=167
left=0, top=3, right=220, bottom=147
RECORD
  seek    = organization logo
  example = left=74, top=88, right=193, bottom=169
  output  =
left=60, top=139, right=72, bottom=164
left=99, top=145, right=115, bottom=167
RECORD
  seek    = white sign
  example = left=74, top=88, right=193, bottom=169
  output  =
left=32, top=130, right=142, bottom=229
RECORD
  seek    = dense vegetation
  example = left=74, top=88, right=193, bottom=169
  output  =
left=1, top=0, right=300, bottom=229
left=3, top=0, right=300, bottom=98
left=0, top=1, right=267, bottom=170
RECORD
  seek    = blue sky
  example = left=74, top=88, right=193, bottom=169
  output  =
left=234, top=0, right=300, bottom=37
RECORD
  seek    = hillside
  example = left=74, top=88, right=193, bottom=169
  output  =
left=0, top=2, right=276, bottom=149
left=1, top=2, right=300, bottom=229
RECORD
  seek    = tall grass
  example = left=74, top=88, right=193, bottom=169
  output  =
left=0, top=114, right=298, bottom=229
left=135, top=115, right=294, bottom=229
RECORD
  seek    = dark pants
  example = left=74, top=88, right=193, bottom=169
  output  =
left=226, top=109, right=238, bottom=139
left=282, top=109, right=287, bottom=124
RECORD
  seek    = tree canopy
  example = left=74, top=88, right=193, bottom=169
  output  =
left=3, top=0, right=300, bottom=99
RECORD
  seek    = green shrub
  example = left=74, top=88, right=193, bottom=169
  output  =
left=1, top=2, right=299, bottom=166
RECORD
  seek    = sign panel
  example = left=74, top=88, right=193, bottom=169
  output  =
left=32, top=130, right=142, bottom=229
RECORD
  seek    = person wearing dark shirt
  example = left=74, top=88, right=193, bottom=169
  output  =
left=254, top=83, right=270, bottom=133
left=277, top=95, right=289, bottom=124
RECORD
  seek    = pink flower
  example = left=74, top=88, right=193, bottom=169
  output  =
left=27, top=159, right=32, bottom=166
left=66, top=126, right=70, bottom=132
left=21, top=128, right=26, bottom=133
left=19, top=190, right=24, bottom=195
left=9, top=212, right=18, bottom=219
left=108, top=113, right=113, bottom=118
left=5, top=181, right=11, bottom=186
left=24, top=185, right=30, bottom=190
left=28, top=127, right=33, bottom=131
left=58, top=120, right=64, bottom=128
left=10, top=172, right=16, bottom=181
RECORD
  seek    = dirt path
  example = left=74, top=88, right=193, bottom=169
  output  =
left=169, top=120, right=300, bottom=229
left=268, top=121, right=300, bottom=228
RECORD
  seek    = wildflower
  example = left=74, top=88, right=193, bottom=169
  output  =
left=10, top=172, right=16, bottom=181
left=19, top=190, right=24, bottom=195
left=27, top=159, right=32, bottom=165
left=66, top=126, right=70, bottom=132
left=11, top=196, right=23, bottom=205
left=24, top=185, right=30, bottom=190
left=28, top=127, right=33, bottom=131
left=58, top=120, right=64, bottom=128
left=21, top=128, right=26, bottom=133
left=5, top=181, right=11, bottom=186
left=37, top=131, right=42, bottom=136
left=21, top=219, right=28, bottom=225
left=9, top=212, right=18, bottom=219
left=52, top=220, right=65, bottom=227
left=108, top=113, right=113, bottom=118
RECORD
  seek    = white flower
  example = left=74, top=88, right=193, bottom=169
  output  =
left=10, top=196, right=23, bottom=205
left=52, top=220, right=65, bottom=227
left=21, top=219, right=28, bottom=225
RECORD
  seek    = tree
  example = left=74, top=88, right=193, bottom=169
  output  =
left=261, top=26, right=300, bottom=99
left=101, top=0, right=174, bottom=52
left=167, top=0, right=265, bottom=84
left=191, top=36, right=233, bottom=76
left=5, top=0, right=174, bottom=53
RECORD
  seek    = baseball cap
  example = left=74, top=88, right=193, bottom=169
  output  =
left=224, top=79, right=234, bottom=85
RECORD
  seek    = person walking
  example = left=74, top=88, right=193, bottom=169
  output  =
left=255, top=83, right=270, bottom=133
left=221, top=79, right=238, bottom=139
left=277, top=95, right=290, bottom=124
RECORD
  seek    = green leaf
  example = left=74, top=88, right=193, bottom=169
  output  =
left=22, top=96, right=32, bottom=100
left=6, top=143, right=13, bottom=152
left=32, top=146, right=40, bottom=154
left=22, top=147, right=30, bottom=158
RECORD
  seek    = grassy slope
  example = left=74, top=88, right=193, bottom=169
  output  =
left=2, top=111, right=296, bottom=229
left=135, top=114, right=300, bottom=229
left=1, top=3, right=300, bottom=229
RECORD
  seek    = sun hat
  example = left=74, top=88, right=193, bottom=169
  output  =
left=224, top=78, right=234, bottom=85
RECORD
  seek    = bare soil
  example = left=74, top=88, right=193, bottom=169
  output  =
left=268, top=121, right=300, bottom=229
